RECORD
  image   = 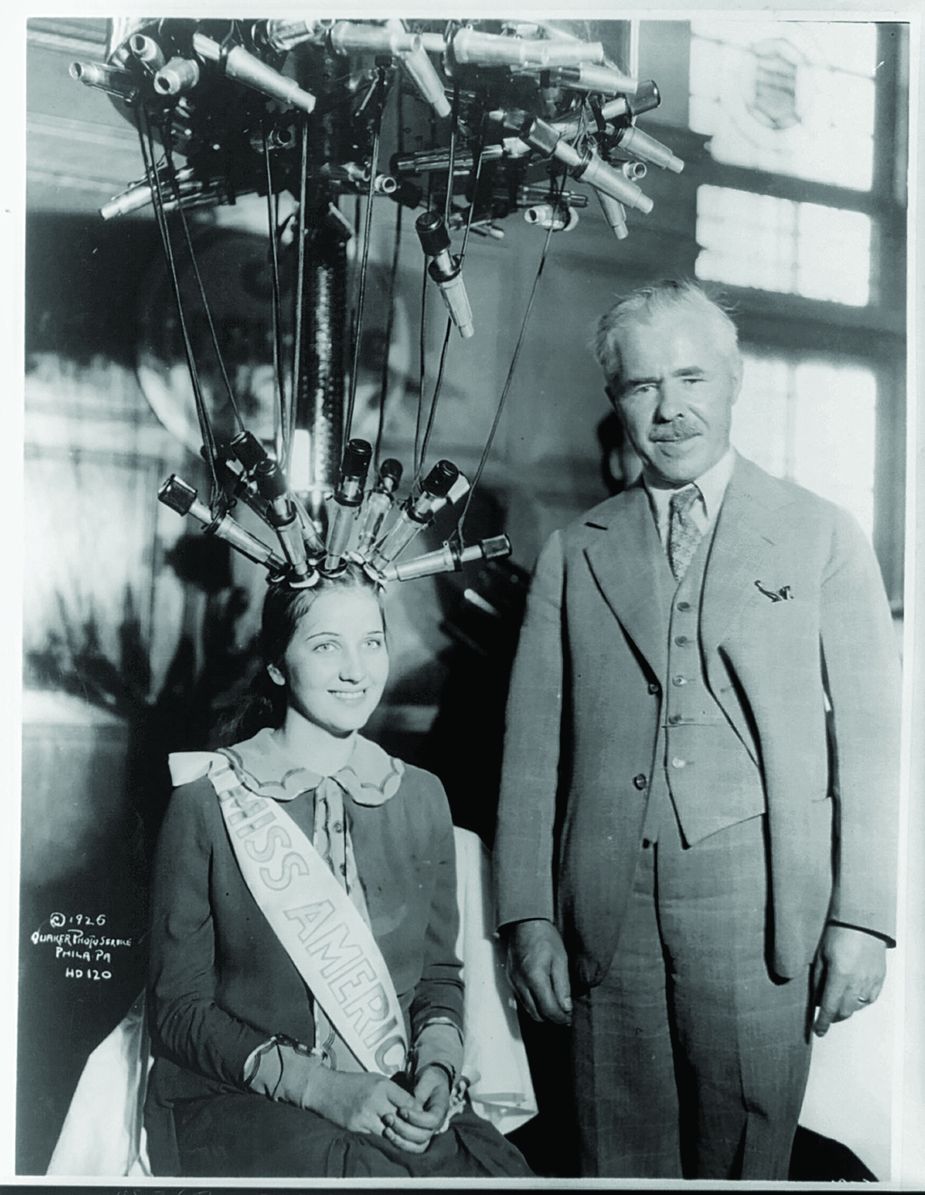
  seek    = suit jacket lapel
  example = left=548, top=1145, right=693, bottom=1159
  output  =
left=700, top=456, right=789, bottom=657
left=583, top=482, right=673, bottom=682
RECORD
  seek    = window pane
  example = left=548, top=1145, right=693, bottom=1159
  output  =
left=696, top=185, right=871, bottom=305
left=689, top=19, right=877, bottom=190
left=735, top=353, right=876, bottom=538
left=730, top=355, right=791, bottom=475
left=791, top=359, right=876, bottom=537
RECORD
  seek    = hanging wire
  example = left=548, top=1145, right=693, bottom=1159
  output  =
left=413, top=128, right=486, bottom=484
left=344, top=132, right=380, bottom=449
left=374, top=85, right=404, bottom=470
left=413, top=264, right=429, bottom=477
left=286, top=116, right=310, bottom=474
left=263, top=131, right=289, bottom=467
left=415, top=320, right=452, bottom=478
left=161, top=136, right=245, bottom=442
left=412, top=81, right=464, bottom=482
left=458, top=131, right=486, bottom=263
left=442, top=81, right=460, bottom=228
left=136, top=110, right=220, bottom=505
left=452, top=170, right=566, bottom=548
left=374, top=205, right=402, bottom=470
left=344, top=116, right=383, bottom=445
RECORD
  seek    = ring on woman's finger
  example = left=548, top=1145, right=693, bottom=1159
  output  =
left=856, top=994, right=872, bottom=1004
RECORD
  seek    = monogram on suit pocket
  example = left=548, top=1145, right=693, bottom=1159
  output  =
left=754, top=579, right=794, bottom=603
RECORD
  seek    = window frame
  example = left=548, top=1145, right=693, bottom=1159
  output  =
left=682, top=21, right=908, bottom=608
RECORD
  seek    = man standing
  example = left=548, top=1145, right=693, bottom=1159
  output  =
left=493, top=281, right=901, bottom=1179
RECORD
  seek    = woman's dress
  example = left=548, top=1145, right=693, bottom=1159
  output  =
left=143, top=727, right=530, bottom=1178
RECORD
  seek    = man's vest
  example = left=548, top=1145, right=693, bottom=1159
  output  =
left=642, top=523, right=767, bottom=846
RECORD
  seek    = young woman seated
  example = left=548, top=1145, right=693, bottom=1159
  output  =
left=143, top=565, right=531, bottom=1179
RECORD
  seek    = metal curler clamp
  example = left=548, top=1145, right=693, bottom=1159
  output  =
left=157, top=475, right=286, bottom=572
left=191, top=31, right=316, bottom=114
left=551, top=63, right=639, bottom=96
left=616, top=124, right=684, bottom=173
left=384, top=19, right=451, bottom=120
left=380, top=534, right=512, bottom=582
left=449, top=27, right=604, bottom=70
left=127, top=32, right=166, bottom=74
left=596, top=191, right=629, bottom=240
left=354, top=459, right=403, bottom=558
left=153, top=55, right=201, bottom=97
left=367, top=460, right=460, bottom=573
left=323, top=439, right=373, bottom=573
left=69, top=61, right=140, bottom=103
left=252, top=459, right=315, bottom=581
left=523, top=203, right=579, bottom=232
left=416, top=211, right=474, bottom=339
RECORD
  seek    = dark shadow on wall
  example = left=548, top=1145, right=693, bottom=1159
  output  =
left=18, top=537, right=253, bottom=1175
left=26, top=214, right=162, bottom=370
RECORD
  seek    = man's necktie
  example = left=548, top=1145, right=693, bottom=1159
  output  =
left=668, top=484, right=703, bottom=581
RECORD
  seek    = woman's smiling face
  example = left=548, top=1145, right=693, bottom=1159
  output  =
left=273, top=586, right=389, bottom=737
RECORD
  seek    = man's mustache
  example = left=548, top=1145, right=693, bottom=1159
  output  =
left=650, top=424, right=698, bottom=442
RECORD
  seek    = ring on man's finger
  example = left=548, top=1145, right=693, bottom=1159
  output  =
left=856, top=994, right=872, bottom=1003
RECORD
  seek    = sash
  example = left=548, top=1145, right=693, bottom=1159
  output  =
left=204, top=754, right=409, bottom=1075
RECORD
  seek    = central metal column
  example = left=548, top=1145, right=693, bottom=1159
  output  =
left=293, top=47, right=354, bottom=520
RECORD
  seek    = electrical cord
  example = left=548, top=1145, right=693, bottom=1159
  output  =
left=344, top=116, right=382, bottom=445
left=263, top=131, right=289, bottom=468
left=413, top=264, right=429, bottom=476
left=452, top=169, right=566, bottom=548
left=374, top=86, right=404, bottom=471
left=137, top=111, right=220, bottom=506
left=161, top=136, right=245, bottom=440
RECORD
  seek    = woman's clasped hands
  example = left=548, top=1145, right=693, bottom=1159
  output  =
left=382, top=1065, right=452, bottom=1154
left=308, top=1065, right=451, bottom=1153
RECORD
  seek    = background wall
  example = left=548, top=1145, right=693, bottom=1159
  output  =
left=17, top=14, right=916, bottom=1181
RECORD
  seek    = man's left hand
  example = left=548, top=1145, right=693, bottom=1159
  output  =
left=812, top=924, right=886, bottom=1038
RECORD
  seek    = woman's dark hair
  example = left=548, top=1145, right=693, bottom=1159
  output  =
left=217, top=563, right=384, bottom=743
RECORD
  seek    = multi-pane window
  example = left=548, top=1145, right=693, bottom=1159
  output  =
left=683, top=18, right=905, bottom=601
left=734, top=354, right=877, bottom=539
left=689, top=20, right=882, bottom=304
left=697, top=187, right=872, bottom=305
left=689, top=20, right=878, bottom=190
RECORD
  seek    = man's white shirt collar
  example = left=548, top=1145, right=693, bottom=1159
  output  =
left=644, top=448, right=737, bottom=546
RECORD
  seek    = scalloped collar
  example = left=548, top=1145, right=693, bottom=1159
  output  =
left=218, top=726, right=405, bottom=806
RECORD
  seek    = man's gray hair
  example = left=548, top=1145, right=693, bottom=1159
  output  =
left=592, top=279, right=740, bottom=387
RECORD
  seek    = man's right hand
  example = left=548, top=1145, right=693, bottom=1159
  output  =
left=502, top=918, right=572, bottom=1025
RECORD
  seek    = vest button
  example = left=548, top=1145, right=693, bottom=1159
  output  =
left=647, top=681, right=660, bottom=695
left=677, top=600, right=692, bottom=612
left=668, top=714, right=682, bottom=725
left=672, top=675, right=687, bottom=687
left=674, top=635, right=690, bottom=647
left=632, top=773, right=648, bottom=790
left=642, top=837, right=652, bottom=849
left=671, top=757, right=687, bottom=769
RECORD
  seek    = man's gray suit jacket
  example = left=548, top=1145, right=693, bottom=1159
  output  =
left=494, top=455, right=901, bottom=989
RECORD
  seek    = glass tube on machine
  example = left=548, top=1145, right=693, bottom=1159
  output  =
left=324, top=438, right=373, bottom=572
left=367, top=460, right=459, bottom=572
left=354, top=459, right=404, bottom=557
